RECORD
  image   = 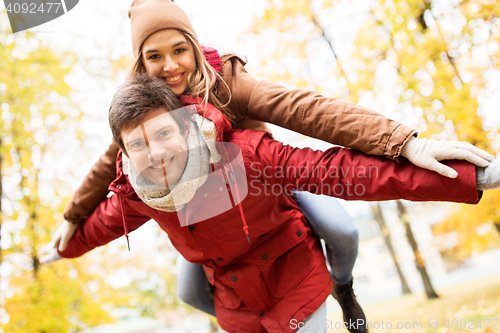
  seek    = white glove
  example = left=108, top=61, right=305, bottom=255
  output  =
left=39, top=220, right=78, bottom=265
left=401, top=137, right=494, bottom=178
left=39, top=245, right=63, bottom=264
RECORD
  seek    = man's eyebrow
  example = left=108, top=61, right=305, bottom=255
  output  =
left=144, top=41, right=187, bottom=54
left=155, top=125, right=175, bottom=135
left=126, top=137, right=144, bottom=147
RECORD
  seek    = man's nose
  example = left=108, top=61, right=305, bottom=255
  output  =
left=163, top=56, right=179, bottom=73
left=147, top=141, right=167, bottom=161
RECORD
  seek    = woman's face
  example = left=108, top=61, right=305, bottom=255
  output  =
left=142, top=29, right=197, bottom=97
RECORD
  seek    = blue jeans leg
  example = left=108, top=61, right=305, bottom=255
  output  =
left=177, top=256, right=216, bottom=317
left=292, top=190, right=359, bottom=285
left=218, top=302, right=327, bottom=333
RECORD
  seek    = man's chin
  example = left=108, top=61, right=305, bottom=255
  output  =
left=151, top=177, right=170, bottom=187
left=141, top=171, right=168, bottom=187
left=150, top=174, right=182, bottom=188
left=141, top=168, right=182, bottom=187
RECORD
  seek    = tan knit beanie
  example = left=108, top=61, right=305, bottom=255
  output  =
left=129, top=0, right=197, bottom=56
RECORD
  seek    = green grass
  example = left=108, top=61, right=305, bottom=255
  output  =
left=327, top=274, right=500, bottom=332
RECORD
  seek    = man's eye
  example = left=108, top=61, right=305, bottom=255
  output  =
left=132, top=141, right=145, bottom=149
left=159, top=130, right=170, bottom=138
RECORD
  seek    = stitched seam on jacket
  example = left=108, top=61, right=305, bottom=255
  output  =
left=298, top=97, right=308, bottom=133
left=385, top=124, right=401, bottom=158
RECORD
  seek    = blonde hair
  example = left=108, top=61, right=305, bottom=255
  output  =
left=127, top=30, right=233, bottom=122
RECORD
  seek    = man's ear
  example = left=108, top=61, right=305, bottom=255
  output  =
left=183, top=119, right=190, bottom=139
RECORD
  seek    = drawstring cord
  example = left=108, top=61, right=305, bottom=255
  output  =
left=224, top=165, right=250, bottom=244
left=119, top=195, right=131, bottom=251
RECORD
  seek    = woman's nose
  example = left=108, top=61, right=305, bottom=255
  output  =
left=163, top=56, right=179, bottom=73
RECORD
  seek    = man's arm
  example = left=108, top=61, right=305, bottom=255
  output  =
left=245, top=133, right=481, bottom=204
left=58, top=194, right=150, bottom=259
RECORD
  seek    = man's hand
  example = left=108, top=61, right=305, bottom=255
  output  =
left=401, top=137, right=494, bottom=178
left=39, top=220, right=78, bottom=264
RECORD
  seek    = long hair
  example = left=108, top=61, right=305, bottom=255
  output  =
left=127, top=30, right=233, bottom=122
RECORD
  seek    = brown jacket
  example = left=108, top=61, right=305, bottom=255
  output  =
left=63, top=54, right=417, bottom=223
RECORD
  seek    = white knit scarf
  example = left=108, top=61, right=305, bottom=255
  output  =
left=122, top=113, right=221, bottom=212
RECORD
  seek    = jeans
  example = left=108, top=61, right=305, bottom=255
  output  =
left=178, top=257, right=216, bottom=317
left=292, top=191, right=359, bottom=285
left=295, top=301, right=327, bottom=333
left=177, top=192, right=359, bottom=316
left=217, top=302, right=327, bottom=333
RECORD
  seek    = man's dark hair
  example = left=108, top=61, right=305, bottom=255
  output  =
left=109, top=72, right=188, bottom=155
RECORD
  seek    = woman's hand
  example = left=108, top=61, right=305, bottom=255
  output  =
left=39, top=220, right=78, bottom=264
left=401, top=137, right=494, bottom=178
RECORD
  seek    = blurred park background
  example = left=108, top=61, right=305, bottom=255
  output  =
left=1, top=0, right=500, bottom=332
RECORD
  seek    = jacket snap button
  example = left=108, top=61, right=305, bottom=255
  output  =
left=203, top=193, right=208, bottom=197
left=259, top=311, right=264, bottom=317
left=231, top=276, right=237, bottom=282
left=262, top=254, right=268, bottom=260
left=296, top=230, right=302, bottom=237
left=189, top=226, right=195, bottom=231
left=116, top=185, right=121, bottom=189
left=217, top=258, right=223, bottom=261
left=219, top=187, right=223, bottom=191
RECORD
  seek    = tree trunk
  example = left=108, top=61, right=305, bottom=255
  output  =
left=20, top=159, right=40, bottom=278
left=31, top=211, right=39, bottom=277
left=310, top=8, right=350, bottom=99
left=493, top=218, right=500, bottom=235
left=396, top=200, right=439, bottom=299
left=371, top=202, right=412, bottom=295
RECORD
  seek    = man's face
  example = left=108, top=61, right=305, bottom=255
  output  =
left=121, top=108, right=189, bottom=187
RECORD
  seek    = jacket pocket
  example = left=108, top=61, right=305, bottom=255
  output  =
left=265, top=241, right=315, bottom=298
left=248, top=218, right=316, bottom=298
left=214, top=281, right=243, bottom=310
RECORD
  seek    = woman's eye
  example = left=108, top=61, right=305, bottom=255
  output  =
left=174, top=48, right=186, bottom=54
left=147, top=54, right=159, bottom=60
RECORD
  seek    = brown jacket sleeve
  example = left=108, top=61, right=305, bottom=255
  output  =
left=219, top=54, right=417, bottom=159
left=63, top=142, right=119, bottom=223
left=65, top=54, right=416, bottom=223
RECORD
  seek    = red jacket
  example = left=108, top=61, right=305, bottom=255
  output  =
left=60, top=97, right=480, bottom=333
